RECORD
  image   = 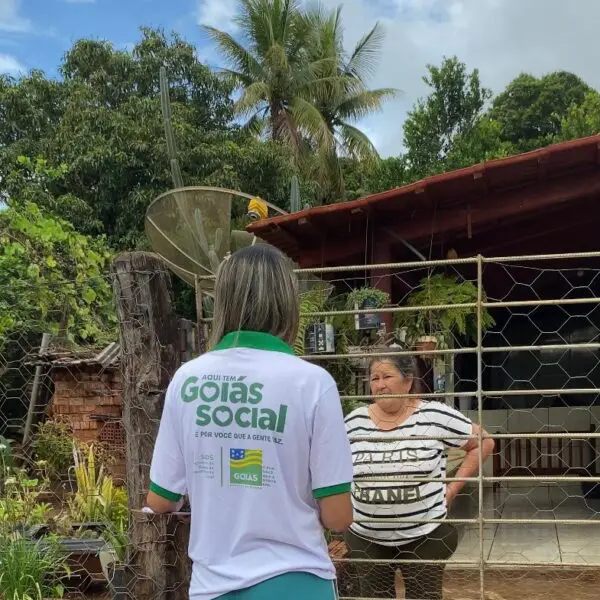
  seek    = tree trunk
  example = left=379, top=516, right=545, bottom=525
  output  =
left=112, top=251, right=191, bottom=599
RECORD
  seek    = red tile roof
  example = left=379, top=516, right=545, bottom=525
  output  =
left=247, top=135, right=600, bottom=264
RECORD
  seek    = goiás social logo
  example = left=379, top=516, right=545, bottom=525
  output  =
left=180, top=375, right=287, bottom=433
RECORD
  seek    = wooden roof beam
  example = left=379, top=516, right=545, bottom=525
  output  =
left=297, top=169, right=600, bottom=268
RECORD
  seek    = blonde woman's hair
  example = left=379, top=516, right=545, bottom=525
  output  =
left=209, top=245, right=300, bottom=348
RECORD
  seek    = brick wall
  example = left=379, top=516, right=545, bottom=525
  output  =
left=50, top=365, right=126, bottom=484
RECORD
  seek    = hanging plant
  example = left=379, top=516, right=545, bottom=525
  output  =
left=345, top=287, right=390, bottom=332
left=397, top=274, right=495, bottom=350
left=345, top=287, right=390, bottom=312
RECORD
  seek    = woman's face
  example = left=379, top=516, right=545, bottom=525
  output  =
left=369, top=360, right=414, bottom=414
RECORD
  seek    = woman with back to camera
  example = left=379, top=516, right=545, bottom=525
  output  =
left=344, top=348, right=494, bottom=600
left=144, top=245, right=354, bottom=600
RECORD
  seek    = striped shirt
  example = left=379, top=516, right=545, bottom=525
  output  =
left=345, top=401, right=473, bottom=546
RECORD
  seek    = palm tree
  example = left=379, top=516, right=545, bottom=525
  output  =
left=303, top=5, right=398, bottom=199
left=202, top=0, right=396, bottom=202
left=202, top=0, right=336, bottom=156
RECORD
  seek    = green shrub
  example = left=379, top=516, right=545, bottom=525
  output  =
left=0, top=468, right=52, bottom=535
left=0, top=535, right=69, bottom=599
left=32, top=419, right=74, bottom=481
left=68, top=444, right=128, bottom=529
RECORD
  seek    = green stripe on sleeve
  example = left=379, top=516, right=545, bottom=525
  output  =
left=313, top=482, right=351, bottom=499
left=149, top=481, right=183, bottom=502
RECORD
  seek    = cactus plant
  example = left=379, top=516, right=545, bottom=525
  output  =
left=160, top=66, right=184, bottom=189
left=289, top=175, right=300, bottom=212
left=194, top=208, right=223, bottom=272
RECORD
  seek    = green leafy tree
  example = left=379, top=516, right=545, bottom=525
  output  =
left=341, top=156, right=407, bottom=200
left=301, top=5, right=396, bottom=200
left=60, top=28, right=233, bottom=129
left=1, top=155, right=100, bottom=234
left=0, top=70, right=65, bottom=153
left=559, top=90, right=600, bottom=141
left=444, top=117, right=515, bottom=171
left=403, top=56, right=492, bottom=179
left=488, top=71, right=592, bottom=151
left=0, top=28, right=298, bottom=249
left=0, top=200, right=116, bottom=349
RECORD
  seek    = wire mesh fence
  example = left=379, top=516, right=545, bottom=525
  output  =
left=1, top=251, right=600, bottom=599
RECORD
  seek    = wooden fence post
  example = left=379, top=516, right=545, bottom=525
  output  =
left=194, top=275, right=208, bottom=355
left=112, top=251, right=191, bottom=599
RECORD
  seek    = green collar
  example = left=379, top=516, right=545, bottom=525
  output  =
left=213, top=331, right=295, bottom=355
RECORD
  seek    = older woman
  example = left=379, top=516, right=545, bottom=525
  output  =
left=145, top=245, right=354, bottom=600
left=344, top=350, right=494, bottom=600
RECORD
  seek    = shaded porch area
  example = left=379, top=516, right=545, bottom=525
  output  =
left=451, top=484, right=600, bottom=566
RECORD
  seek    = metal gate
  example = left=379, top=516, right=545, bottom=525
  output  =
left=298, top=252, right=600, bottom=600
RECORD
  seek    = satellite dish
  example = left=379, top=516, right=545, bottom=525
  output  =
left=145, top=186, right=288, bottom=295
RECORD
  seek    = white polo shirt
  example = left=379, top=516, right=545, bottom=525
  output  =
left=149, top=331, right=353, bottom=600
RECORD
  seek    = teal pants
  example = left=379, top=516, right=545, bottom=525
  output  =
left=217, top=572, right=338, bottom=599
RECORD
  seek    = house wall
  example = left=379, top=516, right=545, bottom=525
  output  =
left=465, top=407, right=600, bottom=481
left=50, top=366, right=125, bottom=484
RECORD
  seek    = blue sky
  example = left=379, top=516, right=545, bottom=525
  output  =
left=2, top=0, right=600, bottom=157
left=0, top=0, right=208, bottom=78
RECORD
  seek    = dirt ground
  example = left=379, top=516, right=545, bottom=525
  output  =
left=443, top=569, right=600, bottom=600
left=334, top=568, right=600, bottom=599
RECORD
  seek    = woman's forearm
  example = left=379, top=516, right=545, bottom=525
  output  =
left=447, top=438, right=495, bottom=499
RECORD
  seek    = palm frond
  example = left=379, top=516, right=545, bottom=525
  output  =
left=306, top=3, right=343, bottom=60
left=306, top=72, right=362, bottom=108
left=201, top=25, right=263, bottom=80
left=338, top=123, right=379, bottom=160
left=303, top=56, right=340, bottom=81
left=346, top=21, right=386, bottom=83
left=336, top=87, right=398, bottom=121
left=243, top=109, right=270, bottom=137
left=234, top=81, right=272, bottom=116
left=289, top=97, right=334, bottom=154
left=279, top=0, right=302, bottom=45
left=216, top=68, right=255, bottom=88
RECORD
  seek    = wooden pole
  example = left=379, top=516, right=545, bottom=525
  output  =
left=194, top=275, right=208, bottom=355
left=22, top=332, right=51, bottom=446
left=371, top=242, right=393, bottom=334
left=112, top=251, right=191, bottom=599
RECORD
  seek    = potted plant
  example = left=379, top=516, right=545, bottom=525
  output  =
left=396, top=274, right=494, bottom=357
left=100, top=519, right=129, bottom=599
left=345, top=287, right=390, bottom=332
left=0, top=465, right=54, bottom=538
left=25, top=444, right=129, bottom=587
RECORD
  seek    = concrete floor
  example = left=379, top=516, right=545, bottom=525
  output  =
left=451, top=484, right=600, bottom=566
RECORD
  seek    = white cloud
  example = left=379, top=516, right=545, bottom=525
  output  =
left=315, top=0, right=600, bottom=156
left=195, top=0, right=600, bottom=156
left=196, top=0, right=238, bottom=34
left=0, top=52, right=24, bottom=73
left=0, top=0, right=31, bottom=32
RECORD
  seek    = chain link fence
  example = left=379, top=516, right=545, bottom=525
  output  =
left=1, top=251, right=600, bottom=599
